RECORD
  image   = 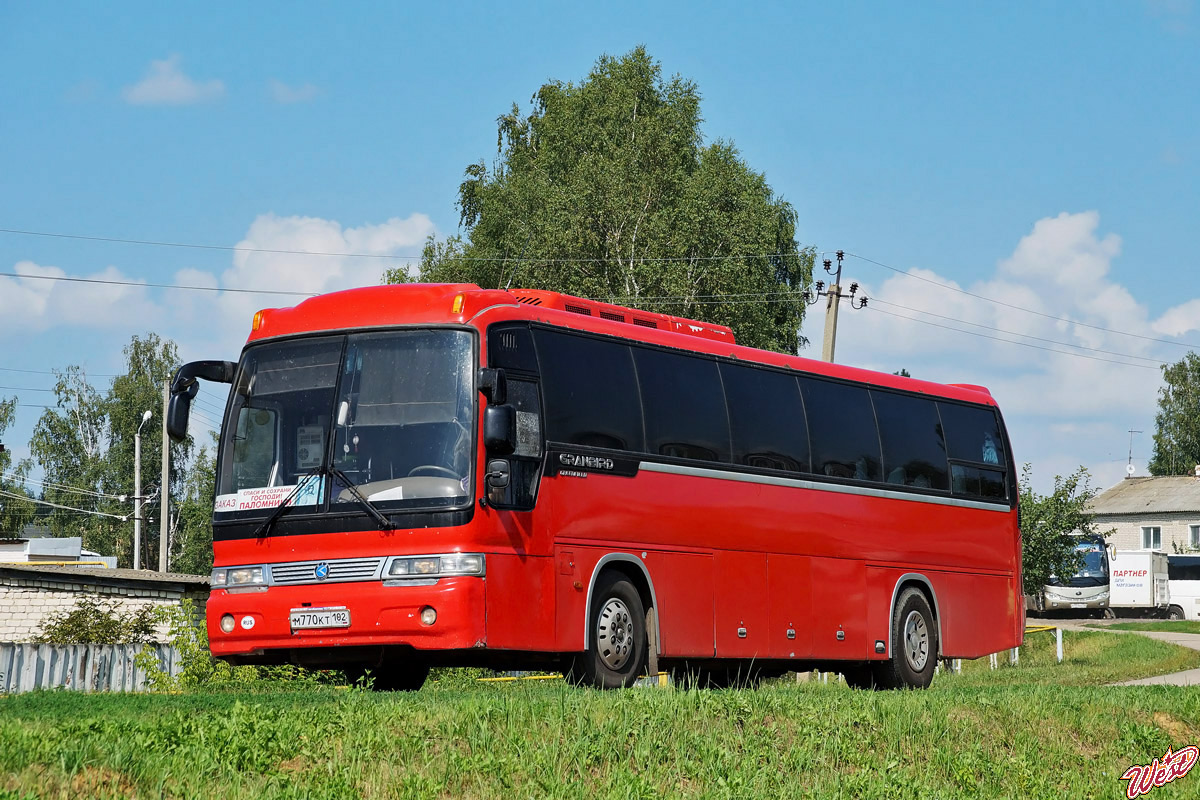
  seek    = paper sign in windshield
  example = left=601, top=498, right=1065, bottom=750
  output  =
left=215, top=475, right=325, bottom=512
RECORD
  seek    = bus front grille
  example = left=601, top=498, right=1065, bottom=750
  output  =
left=270, top=557, right=385, bottom=585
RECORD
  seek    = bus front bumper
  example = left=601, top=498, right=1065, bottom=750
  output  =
left=206, top=577, right=487, bottom=658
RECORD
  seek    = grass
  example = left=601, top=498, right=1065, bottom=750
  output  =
left=1088, top=620, right=1200, bottom=635
left=1, top=630, right=1198, bottom=799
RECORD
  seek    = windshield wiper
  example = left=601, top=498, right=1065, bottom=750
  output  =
left=253, top=466, right=324, bottom=538
left=330, top=468, right=394, bottom=531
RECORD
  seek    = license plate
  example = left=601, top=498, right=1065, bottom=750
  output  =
left=1070, top=603, right=1088, bottom=608
left=290, top=607, right=351, bottom=630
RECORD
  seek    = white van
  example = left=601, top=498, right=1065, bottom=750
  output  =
left=1167, top=555, right=1200, bottom=621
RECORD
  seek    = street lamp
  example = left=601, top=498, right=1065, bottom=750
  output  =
left=134, top=409, right=152, bottom=570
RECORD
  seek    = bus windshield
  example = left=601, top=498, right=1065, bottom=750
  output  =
left=214, top=329, right=474, bottom=518
left=1049, top=539, right=1108, bottom=587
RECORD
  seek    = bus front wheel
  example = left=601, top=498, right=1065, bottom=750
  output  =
left=1168, top=606, right=1186, bottom=621
left=875, top=588, right=938, bottom=689
left=569, top=572, right=647, bottom=689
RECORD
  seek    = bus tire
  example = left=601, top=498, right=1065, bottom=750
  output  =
left=875, top=587, right=938, bottom=689
left=1168, top=606, right=1186, bottom=621
left=569, top=572, right=647, bottom=689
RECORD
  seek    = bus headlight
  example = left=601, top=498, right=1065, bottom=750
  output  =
left=385, top=553, right=485, bottom=580
left=220, top=568, right=267, bottom=587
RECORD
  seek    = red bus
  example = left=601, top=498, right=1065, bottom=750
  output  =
left=169, top=282, right=1023, bottom=690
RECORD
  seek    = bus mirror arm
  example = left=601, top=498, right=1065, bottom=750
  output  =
left=478, top=367, right=507, bottom=405
left=167, top=360, right=236, bottom=442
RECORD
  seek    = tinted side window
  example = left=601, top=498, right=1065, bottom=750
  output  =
left=872, top=391, right=949, bottom=490
left=721, top=363, right=809, bottom=472
left=1168, top=559, right=1200, bottom=581
left=488, top=323, right=539, bottom=375
left=800, top=378, right=881, bottom=481
left=634, top=348, right=730, bottom=462
left=939, top=402, right=1005, bottom=466
left=534, top=330, right=644, bottom=451
left=951, top=465, right=1007, bottom=499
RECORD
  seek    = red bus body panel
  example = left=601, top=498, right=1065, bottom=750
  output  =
left=207, top=284, right=1023, bottom=666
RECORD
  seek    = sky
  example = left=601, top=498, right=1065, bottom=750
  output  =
left=1, top=1, right=1197, bottom=495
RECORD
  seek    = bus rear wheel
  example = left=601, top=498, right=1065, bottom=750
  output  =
left=568, top=572, right=647, bottom=689
left=1168, top=606, right=1186, bottom=621
left=875, top=588, right=938, bottom=689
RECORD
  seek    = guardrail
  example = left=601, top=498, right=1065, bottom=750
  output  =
left=0, top=642, right=180, bottom=694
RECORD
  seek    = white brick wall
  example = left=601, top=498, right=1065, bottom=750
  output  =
left=0, top=576, right=208, bottom=643
left=1099, top=512, right=1200, bottom=553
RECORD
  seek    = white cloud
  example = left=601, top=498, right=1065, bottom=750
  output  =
left=122, top=55, right=224, bottom=106
left=268, top=79, right=321, bottom=104
left=826, top=211, right=1191, bottom=491
left=1152, top=298, right=1200, bottom=337
left=1, top=213, right=434, bottom=365
left=0, top=261, right=157, bottom=332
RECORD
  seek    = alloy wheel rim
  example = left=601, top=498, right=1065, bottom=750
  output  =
left=597, top=598, right=634, bottom=670
left=903, top=609, right=929, bottom=671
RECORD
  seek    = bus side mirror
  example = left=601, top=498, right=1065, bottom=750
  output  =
left=483, top=404, right=516, bottom=455
left=167, top=383, right=199, bottom=441
left=478, top=367, right=507, bottom=405
left=168, top=360, right=235, bottom=442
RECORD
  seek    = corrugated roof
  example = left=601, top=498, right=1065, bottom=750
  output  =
left=1087, top=476, right=1200, bottom=516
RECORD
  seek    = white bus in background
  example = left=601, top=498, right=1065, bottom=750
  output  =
left=1039, top=535, right=1110, bottom=613
left=1167, top=555, right=1200, bottom=621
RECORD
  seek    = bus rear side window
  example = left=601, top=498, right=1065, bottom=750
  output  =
left=939, top=402, right=1005, bottom=466
left=634, top=348, right=730, bottom=463
left=872, top=391, right=949, bottom=490
left=800, top=378, right=881, bottom=482
left=534, top=330, right=644, bottom=452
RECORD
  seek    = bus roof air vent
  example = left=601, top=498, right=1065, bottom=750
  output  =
left=507, top=289, right=734, bottom=344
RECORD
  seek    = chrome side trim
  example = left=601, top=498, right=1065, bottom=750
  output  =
left=639, top=462, right=1008, bottom=513
left=887, top=573, right=943, bottom=660
left=583, top=553, right=662, bottom=655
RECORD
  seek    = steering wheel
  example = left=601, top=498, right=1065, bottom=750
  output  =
left=407, top=465, right=460, bottom=479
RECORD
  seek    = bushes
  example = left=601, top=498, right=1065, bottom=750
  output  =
left=136, top=600, right=335, bottom=692
left=31, top=597, right=158, bottom=645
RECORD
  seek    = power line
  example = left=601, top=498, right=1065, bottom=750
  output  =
left=0, top=270, right=315, bottom=297
left=844, top=251, right=1200, bottom=351
left=0, top=471, right=126, bottom=501
left=868, top=298, right=1167, bottom=367
left=866, top=305, right=1161, bottom=370
left=0, top=487, right=129, bottom=521
left=0, top=366, right=119, bottom=377
left=0, top=225, right=811, bottom=264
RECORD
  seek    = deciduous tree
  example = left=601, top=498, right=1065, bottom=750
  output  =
left=1019, top=465, right=1110, bottom=595
left=388, top=47, right=815, bottom=353
left=30, top=334, right=208, bottom=570
left=1149, top=352, right=1200, bottom=476
left=0, top=398, right=36, bottom=536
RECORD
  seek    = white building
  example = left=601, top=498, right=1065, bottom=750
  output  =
left=0, top=536, right=117, bottom=569
left=1087, top=476, right=1200, bottom=553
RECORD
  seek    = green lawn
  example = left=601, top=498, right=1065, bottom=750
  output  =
left=1, top=630, right=1198, bottom=799
left=1089, top=620, right=1200, bottom=635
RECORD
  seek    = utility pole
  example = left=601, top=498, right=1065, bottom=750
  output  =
left=159, top=380, right=170, bottom=572
left=133, top=409, right=152, bottom=570
left=803, top=251, right=868, bottom=363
